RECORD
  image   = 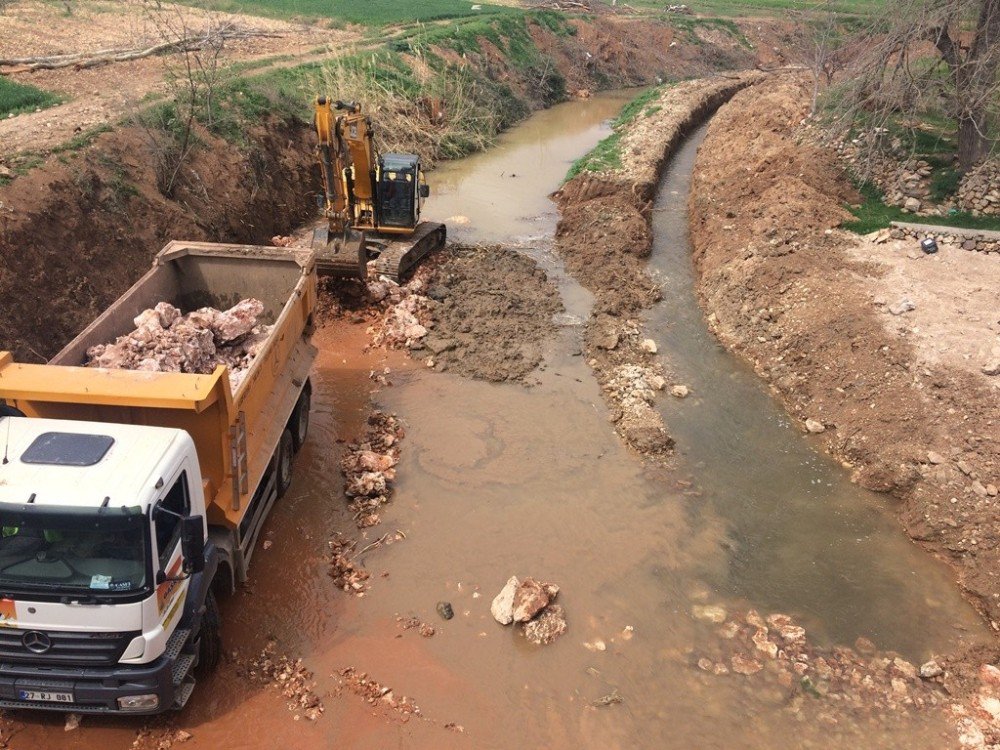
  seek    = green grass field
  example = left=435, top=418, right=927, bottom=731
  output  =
left=175, top=0, right=514, bottom=24
left=0, top=77, right=61, bottom=119
left=603, top=0, right=883, bottom=16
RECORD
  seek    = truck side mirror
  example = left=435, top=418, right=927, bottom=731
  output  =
left=180, top=516, right=206, bottom=575
left=419, top=184, right=430, bottom=199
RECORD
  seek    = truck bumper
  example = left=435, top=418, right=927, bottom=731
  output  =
left=0, top=657, right=177, bottom=715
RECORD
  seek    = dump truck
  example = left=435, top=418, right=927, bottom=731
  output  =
left=0, top=241, right=317, bottom=714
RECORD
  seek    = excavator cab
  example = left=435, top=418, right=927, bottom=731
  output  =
left=378, top=154, right=429, bottom=229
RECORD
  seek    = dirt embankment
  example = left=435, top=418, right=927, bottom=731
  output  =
left=553, top=71, right=765, bottom=455
left=688, top=77, right=1000, bottom=629
left=0, top=120, right=316, bottom=362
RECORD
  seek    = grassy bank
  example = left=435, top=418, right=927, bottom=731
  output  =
left=0, top=77, right=61, bottom=119
left=175, top=0, right=514, bottom=24
left=844, top=182, right=1000, bottom=234
left=565, top=86, right=662, bottom=180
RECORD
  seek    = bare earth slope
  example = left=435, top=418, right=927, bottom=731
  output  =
left=689, top=76, right=1000, bottom=626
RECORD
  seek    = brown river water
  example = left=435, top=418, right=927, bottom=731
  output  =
left=5, top=93, right=989, bottom=749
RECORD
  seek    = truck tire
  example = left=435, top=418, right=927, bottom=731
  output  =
left=276, top=429, right=294, bottom=498
left=197, top=590, right=222, bottom=672
left=290, top=383, right=311, bottom=452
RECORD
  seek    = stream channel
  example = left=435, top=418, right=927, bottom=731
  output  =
left=10, top=92, right=990, bottom=750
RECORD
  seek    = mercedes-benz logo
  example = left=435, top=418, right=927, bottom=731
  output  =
left=22, top=631, right=51, bottom=654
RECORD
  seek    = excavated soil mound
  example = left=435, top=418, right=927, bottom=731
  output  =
left=412, top=245, right=563, bottom=383
left=689, top=76, right=1000, bottom=625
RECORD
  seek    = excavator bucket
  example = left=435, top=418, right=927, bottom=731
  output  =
left=311, top=225, right=368, bottom=279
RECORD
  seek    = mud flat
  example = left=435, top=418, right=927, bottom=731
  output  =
left=553, top=71, right=764, bottom=455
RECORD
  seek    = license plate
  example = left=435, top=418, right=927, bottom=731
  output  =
left=19, top=690, right=74, bottom=703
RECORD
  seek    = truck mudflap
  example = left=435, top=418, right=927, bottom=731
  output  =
left=0, top=626, right=189, bottom=715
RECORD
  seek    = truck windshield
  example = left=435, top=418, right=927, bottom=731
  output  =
left=0, top=504, right=148, bottom=598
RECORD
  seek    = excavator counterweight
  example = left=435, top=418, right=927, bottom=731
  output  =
left=311, top=97, right=445, bottom=282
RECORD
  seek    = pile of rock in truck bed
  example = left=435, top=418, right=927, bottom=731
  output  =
left=85, top=300, right=271, bottom=391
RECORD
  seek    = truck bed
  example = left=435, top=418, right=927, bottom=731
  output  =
left=0, top=242, right=317, bottom=530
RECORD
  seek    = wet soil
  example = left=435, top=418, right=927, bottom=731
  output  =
left=411, top=246, right=564, bottom=382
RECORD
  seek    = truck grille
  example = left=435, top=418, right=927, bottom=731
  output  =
left=0, top=628, right=140, bottom=667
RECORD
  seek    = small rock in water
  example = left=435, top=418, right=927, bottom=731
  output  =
left=731, top=654, right=763, bottom=676
left=648, top=375, right=667, bottom=391
left=671, top=384, right=690, bottom=398
left=805, top=418, right=825, bottom=434
left=491, top=576, right=519, bottom=625
left=512, top=578, right=554, bottom=623
left=436, top=601, right=454, bottom=620
left=640, top=338, right=658, bottom=354
left=522, top=604, right=567, bottom=645
left=692, top=604, right=727, bottom=623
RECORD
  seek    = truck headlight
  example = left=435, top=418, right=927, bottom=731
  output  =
left=117, top=694, right=159, bottom=711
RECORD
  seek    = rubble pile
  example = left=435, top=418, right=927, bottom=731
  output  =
left=340, top=411, right=404, bottom=528
left=85, top=300, right=271, bottom=391
left=957, top=161, right=1000, bottom=217
left=367, top=267, right=435, bottom=350
left=337, top=667, right=422, bottom=721
left=949, top=664, right=1000, bottom=749
left=588, top=317, right=674, bottom=456
left=690, top=606, right=946, bottom=716
left=491, top=576, right=567, bottom=645
left=398, top=615, right=436, bottom=638
left=246, top=640, right=324, bottom=721
left=329, top=533, right=369, bottom=595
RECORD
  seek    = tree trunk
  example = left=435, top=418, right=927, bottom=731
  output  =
left=958, top=113, right=992, bottom=172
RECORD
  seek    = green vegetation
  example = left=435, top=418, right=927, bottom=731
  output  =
left=175, top=0, right=514, bottom=24
left=0, top=77, right=61, bottom=119
left=565, top=86, right=662, bottom=180
left=844, top=182, right=1000, bottom=234
left=601, top=0, right=883, bottom=17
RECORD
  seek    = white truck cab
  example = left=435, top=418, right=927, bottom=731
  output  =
left=0, top=417, right=211, bottom=712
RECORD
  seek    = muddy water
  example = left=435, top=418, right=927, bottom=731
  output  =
left=429, top=89, right=640, bottom=245
left=645, top=124, right=988, bottom=656
left=6, top=97, right=989, bottom=749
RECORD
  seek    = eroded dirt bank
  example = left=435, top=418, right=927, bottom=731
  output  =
left=687, top=76, right=1000, bottom=738
left=553, top=71, right=765, bottom=455
left=689, top=75, right=1000, bottom=622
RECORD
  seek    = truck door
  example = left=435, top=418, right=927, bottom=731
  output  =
left=151, top=471, right=191, bottom=627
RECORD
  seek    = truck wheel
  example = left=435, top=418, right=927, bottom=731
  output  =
left=197, top=590, right=222, bottom=672
left=290, top=383, right=311, bottom=452
left=276, top=429, right=294, bottom=498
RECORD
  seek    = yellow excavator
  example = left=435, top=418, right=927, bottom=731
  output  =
left=311, top=96, right=446, bottom=281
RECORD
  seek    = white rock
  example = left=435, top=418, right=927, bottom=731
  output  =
left=640, top=339, right=658, bottom=354
left=490, top=576, right=519, bottom=625
left=671, top=384, right=689, bottom=398
left=805, top=418, right=825, bottom=433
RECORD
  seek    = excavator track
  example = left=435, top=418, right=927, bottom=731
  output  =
left=372, top=221, right=447, bottom=282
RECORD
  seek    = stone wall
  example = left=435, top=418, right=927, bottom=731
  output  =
left=888, top=223, right=1000, bottom=255
left=957, top=161, right=1000, bottom=216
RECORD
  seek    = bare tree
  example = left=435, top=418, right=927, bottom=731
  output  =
left=841, top=0, right=1000, bottom=171
left=131, top=2, right=230, bottom=196
left=788, top=1, right=852, bottom=115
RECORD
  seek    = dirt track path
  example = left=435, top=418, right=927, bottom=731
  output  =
left=0, top=0, right=359, bottom=159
